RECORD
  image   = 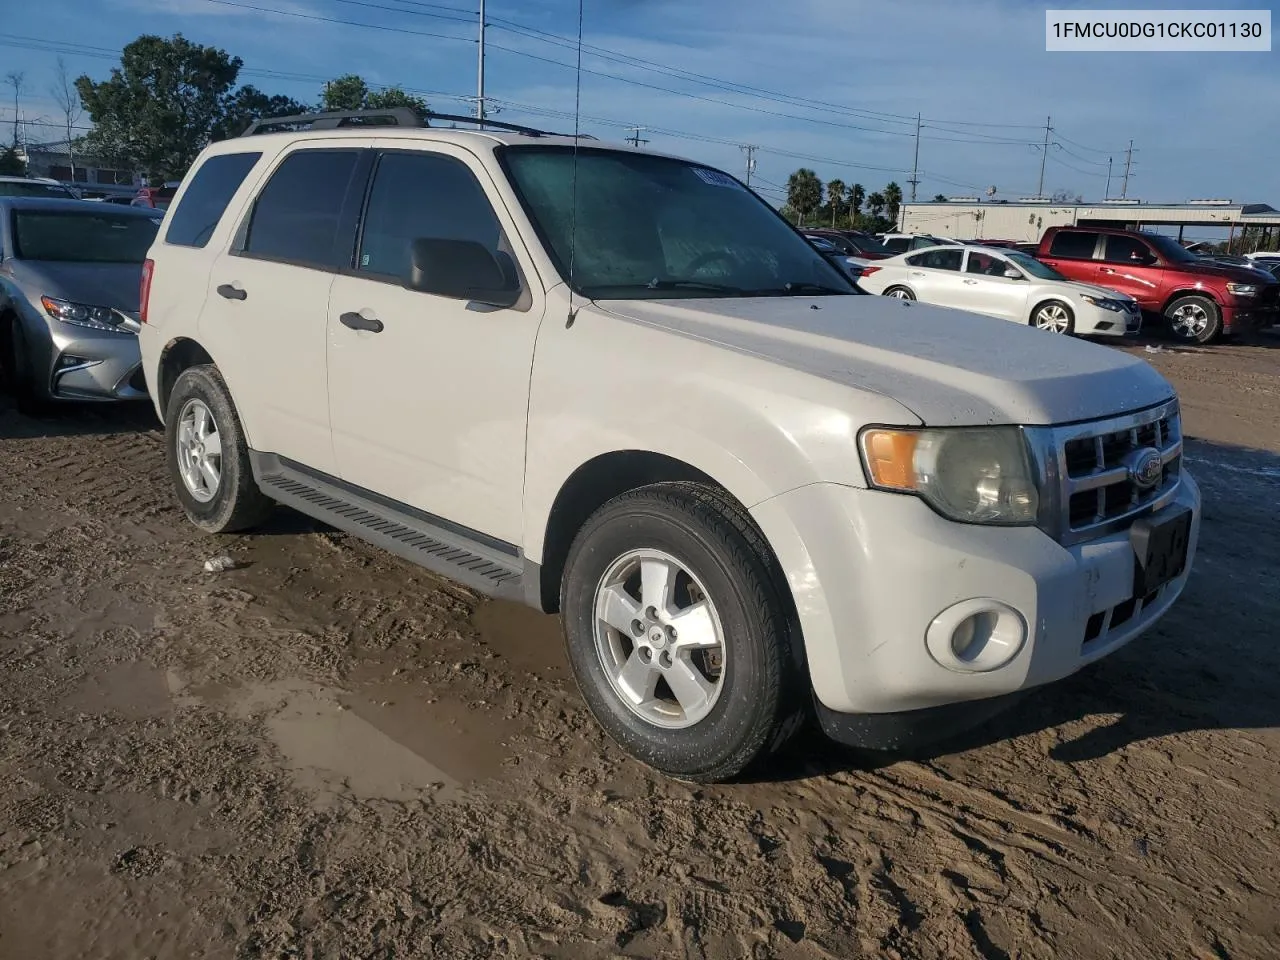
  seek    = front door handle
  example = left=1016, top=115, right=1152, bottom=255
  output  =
left=1100, top=268, right=1117, bottom=274
left=216, top=283, right=247, bottom=301
left=339, top=310, right=384, bottom=333
left=963, top=278, right=979, bottom=285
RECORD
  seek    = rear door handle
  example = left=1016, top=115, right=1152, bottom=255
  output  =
left=216, top=283, right=247, bottom=301
left=339, top=310, right=384, bottom=333
left=963, top=278, right=979, bottom=285
left=1100, top=268, right=1117, bottom=274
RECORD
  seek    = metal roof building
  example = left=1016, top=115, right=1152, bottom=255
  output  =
left=900, top=199, right=1280, bottom=247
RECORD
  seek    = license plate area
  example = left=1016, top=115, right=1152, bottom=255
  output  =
left=1130, top=507, right=1192, bottom=596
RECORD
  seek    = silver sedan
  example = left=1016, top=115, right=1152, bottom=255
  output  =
left=0, top=197, right=161, bottom=411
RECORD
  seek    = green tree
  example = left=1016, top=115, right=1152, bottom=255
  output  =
left=848, top=183, right=865, bottom=225
left=786, top=168, right=823, bottom=226
left=76, top=34, right=245, bottom=183
left=866, top=191, right=886, bottom=222
left=932, top=193, right=948, bottom=202
left=883, top=181, right=903, bottom=227
left=214, top=86, right=310, bottom=140
left=826, top=178, right=845, bottom=227
left=321, top=74, right=429, bottom=118
left=0, top=144, right=25, bottom=176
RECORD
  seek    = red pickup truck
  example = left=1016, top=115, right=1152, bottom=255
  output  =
left=1036, top=226, right=1280, bottom=343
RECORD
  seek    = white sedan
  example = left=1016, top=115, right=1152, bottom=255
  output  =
left=858, top=245, right=1143, bottom=336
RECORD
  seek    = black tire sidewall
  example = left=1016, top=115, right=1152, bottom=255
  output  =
left=164, top=366, right=260, bottom=533
left=561, top=490, right=788, bottom=780
left=1165, top=295, right=1222, bottom=344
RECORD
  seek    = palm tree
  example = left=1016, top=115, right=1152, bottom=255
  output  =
left=786, top=168, right=823, bottom=226
left=866, top=191, right=886, bottom=222
left=932, top=193, right=948, bottom=202
left=883, top=181, right=903, bottom=228
left=849, top=183, right=865, bottom=227
left=826, top=178, right=845, bottom=227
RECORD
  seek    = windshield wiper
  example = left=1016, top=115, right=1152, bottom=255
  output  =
left=744, top=282, right=852, bottom=296
left=580, top=280, right=744, bottom=297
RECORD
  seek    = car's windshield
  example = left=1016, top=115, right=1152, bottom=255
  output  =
left=13, top=210, right=161, bottom=262
left=500, top=146, right=855, bottom=298
left=1143, top=233, right=1198, bottom=263
left=0, top=180, right=76, bottom=199
left=1005, top=251, right=1067, bottom=281
left=848, top=235, right=893, bottom=256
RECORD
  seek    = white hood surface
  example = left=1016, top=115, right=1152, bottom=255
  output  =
left=596, top=293, right=1173, bottom=427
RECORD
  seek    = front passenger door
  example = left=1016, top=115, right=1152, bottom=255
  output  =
left=326, top=146, right=544, bottom=545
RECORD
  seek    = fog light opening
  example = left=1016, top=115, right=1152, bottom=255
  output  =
left=926, top=600, right=1027, bottom=674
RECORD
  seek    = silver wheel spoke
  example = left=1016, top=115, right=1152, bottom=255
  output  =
left=192, top=403, right=209, bottom=439
left=596, top=583, right=641, bottom=635
left=616, top=648, right=660, bottom=704
left=665, top=656, right=715, bottom=714
left=668, top=601, right=718, bottom=649
left=640, top=557, right=676, bottom=614
left=202, top=427, right=223, bottom=460
left=198, top=459, right=220, bottom=493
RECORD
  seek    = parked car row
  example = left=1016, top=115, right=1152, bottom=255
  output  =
left=851, top=227, right=1280, bottom=344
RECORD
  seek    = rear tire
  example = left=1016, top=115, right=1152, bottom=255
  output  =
left=1164, top=294, right=1222, bottom=344
left=883, top=286, right=916, bottom=300
left=560, top=482, right=807, bottom=782
left=165, top=365, right=274, bottom=533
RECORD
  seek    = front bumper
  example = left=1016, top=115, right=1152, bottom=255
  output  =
left=1223, top=302, right=1279, bottom=332
left=27, top=318, right=146, bottom=402
left=1078, top=302, right=1142, bottom=337
left=750, top=473, right=1200, bottom=728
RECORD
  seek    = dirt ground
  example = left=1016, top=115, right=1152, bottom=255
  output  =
left=1, top=334, right=1278, bottom=960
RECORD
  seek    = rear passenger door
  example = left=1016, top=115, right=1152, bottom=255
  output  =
left=903, top=247, right=965, bottom=304
left=200, top=142, right=374, bottom=474
left=1041, top=230, right=1100, bottom=285
left=325, top=144, right=544, bottom=545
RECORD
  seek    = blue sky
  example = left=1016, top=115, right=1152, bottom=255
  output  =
left=3, top=0, right=1278, bottom=210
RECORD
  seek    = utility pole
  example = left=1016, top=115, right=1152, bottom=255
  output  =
left=626, top=127, right=649, bottom=148
left=907, top=112, right=922, bottom=202
left=1035, top=115, right=1052, bottom=198
left=740, top=144, right=758, bottom=187
left=1104, top=157, right=1112, bottom=200
left=475, top=0, right=486, bottom=123
left=1121, top=139, right=1136, bottom=199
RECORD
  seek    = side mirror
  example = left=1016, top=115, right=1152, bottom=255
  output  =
left=1003, top=267, right=1024, bottom=279
left=406, top=237, right=520, bottom=308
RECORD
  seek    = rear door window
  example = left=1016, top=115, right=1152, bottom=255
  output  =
left=165, top=152, right=261, bottom=248
left=1048, top=231, right=1100, bottom=259
left=240, top=149, right=364, bottom=269
left=906, top=248, right=962, bottom=270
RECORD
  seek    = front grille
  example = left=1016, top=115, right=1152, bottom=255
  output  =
left=1257, top=285, right=1280, bottom=309
left=1032, top=399, right=1183, bottom=546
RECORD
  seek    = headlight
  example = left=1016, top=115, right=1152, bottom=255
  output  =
left=40, top=296, right=135, bottom=334
left=1080, top=294, right=1125, bottom=312
left=859, top=426, right=1039, bottom=525
left=1227, top=282, right=1258, bottom=297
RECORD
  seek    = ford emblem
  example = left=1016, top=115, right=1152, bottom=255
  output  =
left=1128, top=448, right=1164, bottom=491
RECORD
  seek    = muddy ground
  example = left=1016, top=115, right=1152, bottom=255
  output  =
left=1, top=335, right=1278, bottom=960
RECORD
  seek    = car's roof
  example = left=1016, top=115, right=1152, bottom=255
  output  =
left=201, top=126, right=697, bottom=165
left=0, top=196, right=162, bottom=216
left=894, top=243, right=1018, bottom=259
left=0, top=175, right=65, bottom=185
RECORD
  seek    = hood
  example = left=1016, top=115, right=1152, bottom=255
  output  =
left=1065, top=281, right=1137, bottom=302
left=8, top=260, right=144, bottom=313
left=1179, top=259, right=1277, bottom=284
left=595, top=294, right=1174, bottom=427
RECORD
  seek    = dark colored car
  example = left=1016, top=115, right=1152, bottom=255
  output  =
left=1036, top=226, right=1280, bottom=343
left=132, top=184, right=180, bottom=210
left=806, top=229, right=895, bottom=261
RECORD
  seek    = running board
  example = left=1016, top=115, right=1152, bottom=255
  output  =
left=249, top=453, right=527, bottom=602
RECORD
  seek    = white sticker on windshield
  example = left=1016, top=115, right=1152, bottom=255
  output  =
left=692, top=167, right=742, bottom=189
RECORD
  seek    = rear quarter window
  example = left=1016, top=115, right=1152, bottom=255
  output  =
left=164, top=152, right=262, bottom=248
left=1047, top=231, right=1100, bottom=259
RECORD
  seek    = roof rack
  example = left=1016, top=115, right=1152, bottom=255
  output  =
left=240, top=108, right=596, bottom=140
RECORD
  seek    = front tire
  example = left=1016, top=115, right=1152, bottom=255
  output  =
left=1164, top=294, right=1222, bottom=344
left=165, top=365, right=273, bottom=533
left=1031, top=300, right=1075, bottom=334
left=883, top=286, right=916, bottom=300
left=560, top=482, right=807, bottom=782
left=7, top=323, right=49, bottom=415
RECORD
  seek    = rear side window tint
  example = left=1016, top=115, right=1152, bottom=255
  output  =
left=1048, top=231, right=1099, bottom=259
left=164, top=152, right=261, bottom=248
left=242, top=150, right=361, bottom=269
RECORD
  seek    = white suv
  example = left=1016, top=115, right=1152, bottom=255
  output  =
left=138, top=109, right=1201, bottom=782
